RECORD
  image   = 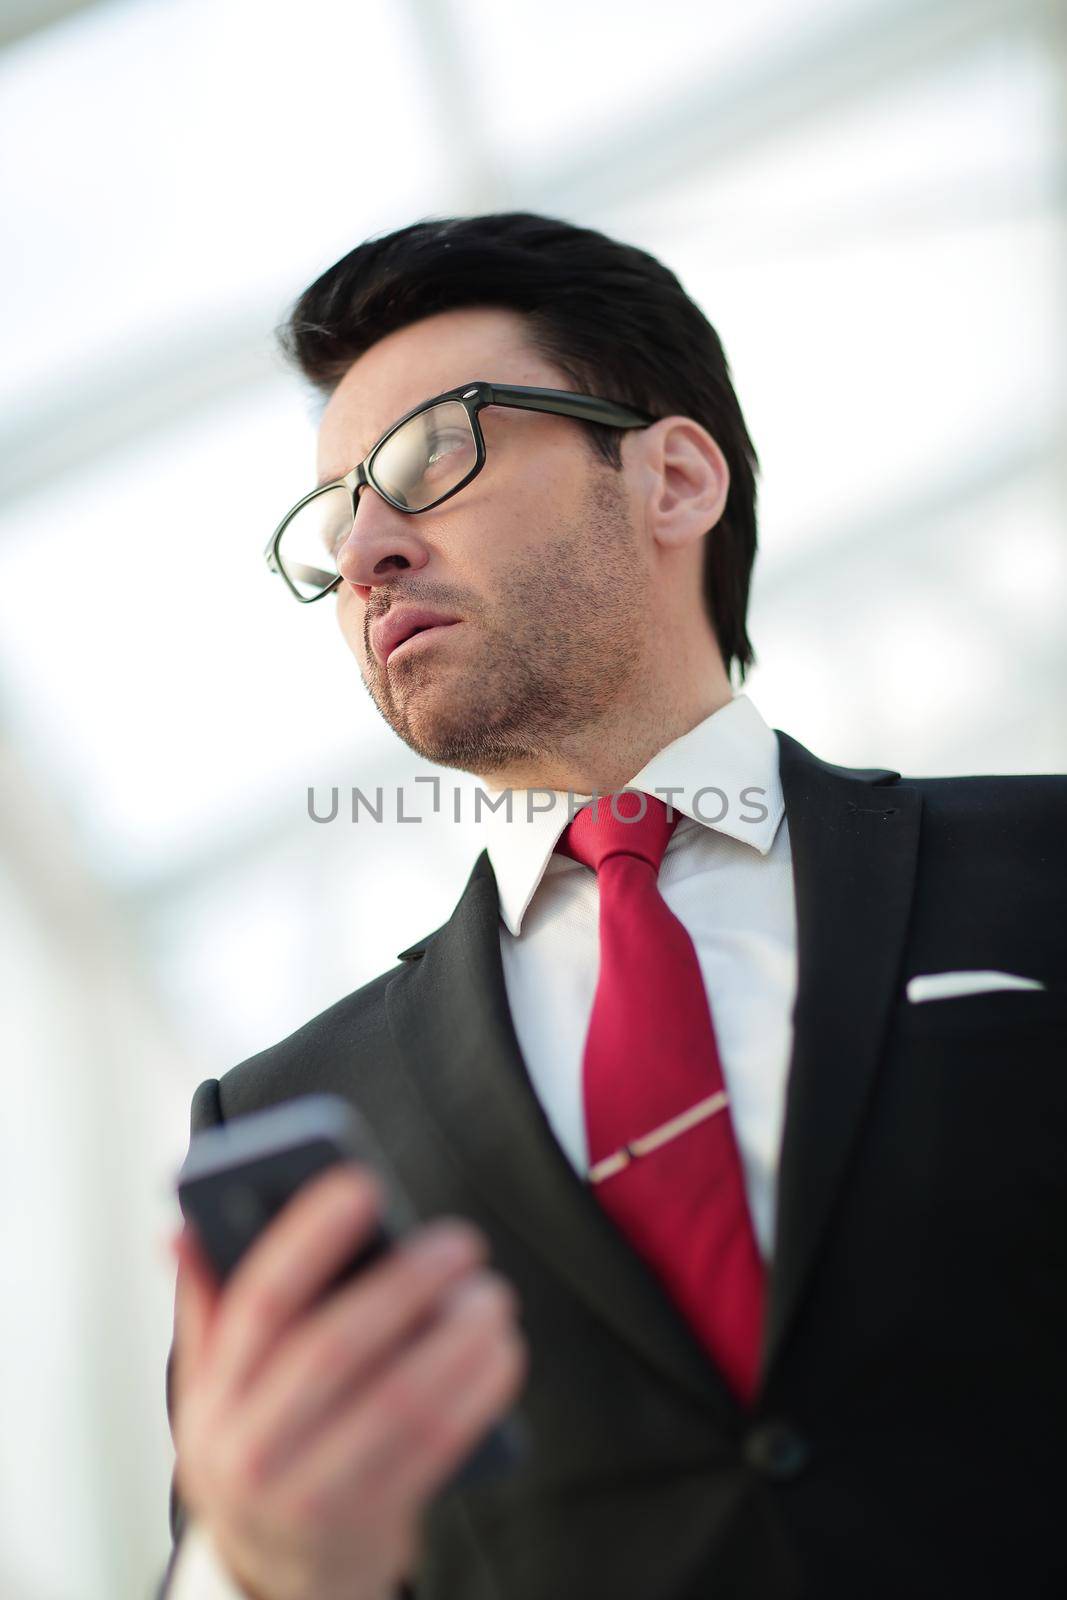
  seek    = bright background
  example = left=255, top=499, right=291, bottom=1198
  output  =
left=1, top=0, right=1064, bottom=1595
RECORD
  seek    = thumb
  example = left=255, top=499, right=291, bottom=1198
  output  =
left=170, top=1222, right=221, bottom=1404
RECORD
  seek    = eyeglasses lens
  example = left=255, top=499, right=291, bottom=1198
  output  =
left=276, top=401, right=478, bottom=599
left=277, top=485, right=353, bottom=600
left=372, top=401, right=477, bottom=510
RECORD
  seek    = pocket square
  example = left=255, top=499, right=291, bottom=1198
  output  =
left=906, top=970, right=1047, bottom=1003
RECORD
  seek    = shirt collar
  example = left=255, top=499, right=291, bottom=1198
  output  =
left=480, top=692, right=785, bottom=935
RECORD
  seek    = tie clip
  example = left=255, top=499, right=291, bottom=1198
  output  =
left=587, top=1089, right=730, bottom=1185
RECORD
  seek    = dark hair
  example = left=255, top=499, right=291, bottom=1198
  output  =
left=278, top=212, right=759, bottom=684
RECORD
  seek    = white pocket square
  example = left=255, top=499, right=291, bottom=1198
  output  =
left=906, top=970, right=1047, bottom=1004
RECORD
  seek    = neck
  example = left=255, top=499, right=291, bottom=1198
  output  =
left=475, top=667, right=735, bottom=797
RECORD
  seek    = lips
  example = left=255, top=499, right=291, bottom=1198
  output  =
left=369, top=606, right=462, bottom=665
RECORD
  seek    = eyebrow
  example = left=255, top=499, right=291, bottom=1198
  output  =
left=316, top=423, right=380, bottom=488
left=314, top=384, right=451, bottom=491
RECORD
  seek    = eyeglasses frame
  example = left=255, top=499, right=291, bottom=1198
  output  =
left=263, top=379, right=657, bottom=603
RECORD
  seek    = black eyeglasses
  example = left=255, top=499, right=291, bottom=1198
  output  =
left=263, top=380, right=656, bottom=603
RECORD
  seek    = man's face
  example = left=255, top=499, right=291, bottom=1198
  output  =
left=317, top=306, right=651, bottom=778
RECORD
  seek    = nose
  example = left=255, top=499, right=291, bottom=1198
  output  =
left=336, top=483, right=431, bottom=588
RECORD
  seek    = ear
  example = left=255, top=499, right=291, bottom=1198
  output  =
left=636, top=417, right=730, bottom=551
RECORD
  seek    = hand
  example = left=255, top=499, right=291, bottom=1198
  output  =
left=169, top=1165, right=528, bottom=1600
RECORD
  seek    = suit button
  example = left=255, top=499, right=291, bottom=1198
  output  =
left=743, top=1421, right=810, bottom=1480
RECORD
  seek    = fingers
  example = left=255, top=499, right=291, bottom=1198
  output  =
left=275, top=1274, right=528, bottom=1524
left=227, top=1218, right=490, bottom=1482
left=206, top=1164, right=383, bottom=1405
left=385, top=1282, right=527, bottom=1511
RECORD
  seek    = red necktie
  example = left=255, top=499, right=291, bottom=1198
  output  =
left=555, top=790, right=766, bottom=1404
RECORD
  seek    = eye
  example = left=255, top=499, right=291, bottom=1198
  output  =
left=426, top=431, right=470, bottom=466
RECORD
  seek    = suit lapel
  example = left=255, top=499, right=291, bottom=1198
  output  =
left=760, top=729, right=923, bottom=1382
left=386, top=851, right=739, bottom=1426
left=385, top=726, right=923, bottom=1411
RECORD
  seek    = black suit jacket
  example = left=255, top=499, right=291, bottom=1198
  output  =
left=162, top=728, right=1067, bottom=1599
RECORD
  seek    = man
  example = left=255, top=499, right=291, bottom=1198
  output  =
left=162, top=212, right=1067, bottom=1600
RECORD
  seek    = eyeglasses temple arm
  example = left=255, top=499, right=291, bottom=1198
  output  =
left=482, top=384, right=653, bottom=430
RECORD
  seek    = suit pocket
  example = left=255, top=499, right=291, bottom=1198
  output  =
left=895, top=984, right=1067, bottom=1039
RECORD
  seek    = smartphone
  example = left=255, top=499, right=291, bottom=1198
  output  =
left=176, top=1092, right=525, bottom=1490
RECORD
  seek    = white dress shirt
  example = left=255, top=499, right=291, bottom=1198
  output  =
left=170, top=690, right=798, bottom=1598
